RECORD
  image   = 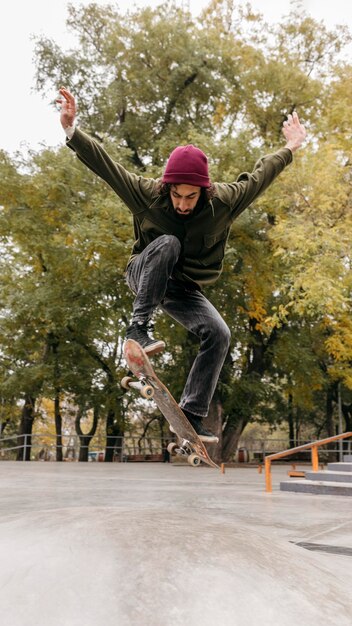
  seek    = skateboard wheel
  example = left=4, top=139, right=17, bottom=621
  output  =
left=167, top=442, right=178, bottom=455
left=140, top=385, right=154, bottom=399
left=121, top=376, right=133, bottom=390
left=188, top=453, right=201, bottom=467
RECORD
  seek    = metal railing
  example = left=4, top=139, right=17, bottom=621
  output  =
left=0, top=432, right=166, bottom=462
left=264, top=432, right=352, bottom=493
left=1, top=432, right=351, bottom=466
left=0, top=434, right=309, bottom=463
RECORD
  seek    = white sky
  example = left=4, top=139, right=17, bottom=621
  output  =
left=1, top=0, right=351, bottom=155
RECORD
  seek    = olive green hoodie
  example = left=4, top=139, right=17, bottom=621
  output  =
left=67, top=128, right=292, bottom=289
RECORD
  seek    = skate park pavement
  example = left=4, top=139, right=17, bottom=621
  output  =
left=0, top=460, right=351, bottom=626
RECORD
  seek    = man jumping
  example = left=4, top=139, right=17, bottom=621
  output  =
left=58, top=87, right=306, bottom=442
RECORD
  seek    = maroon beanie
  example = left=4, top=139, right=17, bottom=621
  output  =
left=162, top=144, right=211, bottom=188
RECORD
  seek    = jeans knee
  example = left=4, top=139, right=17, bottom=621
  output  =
left=155, top=235, right=181, bottom=261
left=153, top=235, right=181, bottom=266
left=208, top=318, right=231, bottom=350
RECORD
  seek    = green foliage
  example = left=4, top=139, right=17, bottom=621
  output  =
left=1, top=0, right=352, bottom=455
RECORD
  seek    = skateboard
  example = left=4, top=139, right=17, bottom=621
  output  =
left=121, top=339, right=219, bottom=469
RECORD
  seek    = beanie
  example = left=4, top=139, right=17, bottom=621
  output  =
left=162, top=144, right=211, bottom=188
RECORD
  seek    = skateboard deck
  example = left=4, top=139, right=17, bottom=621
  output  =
left=122, top=339, right=219, bottom=469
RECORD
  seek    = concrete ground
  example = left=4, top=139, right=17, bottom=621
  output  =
left=0, top=461, right=351, bottom=626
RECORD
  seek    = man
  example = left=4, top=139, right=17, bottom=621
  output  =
left=58, top=87, right=306, bottom=442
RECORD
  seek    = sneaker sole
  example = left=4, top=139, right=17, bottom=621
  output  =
left=169, top=424, right=219, bottom=444
left=144, top=340, right=166, bottom=356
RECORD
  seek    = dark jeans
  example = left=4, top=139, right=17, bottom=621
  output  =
left=125, top=235, right=231, bottom=417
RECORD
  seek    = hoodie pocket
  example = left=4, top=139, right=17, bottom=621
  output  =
left=201, top=228, right=229, bottom=266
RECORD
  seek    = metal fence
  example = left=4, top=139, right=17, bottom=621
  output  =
left=0, top=432, right=166, bottom=462
left=0, top=432, right=351, bottom=463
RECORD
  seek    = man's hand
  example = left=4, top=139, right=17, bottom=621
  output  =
left=56, top=87, right=77, bottom=130
left=282, top=111, right=306, bottom=153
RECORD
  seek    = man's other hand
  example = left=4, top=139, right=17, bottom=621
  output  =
left=282, top=111, right=306, bottom=153
left=56, top=87, right=77, bottom=130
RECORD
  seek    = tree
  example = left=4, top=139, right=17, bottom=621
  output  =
left=0, top=142, right=133, bottom=459
left=1, top=0, right=352, bottom=463
left=33, top=1, right=352, bottom=459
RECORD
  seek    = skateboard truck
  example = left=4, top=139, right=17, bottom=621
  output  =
left=121, top=375, right=154, bottom=399
left=167, top=440, right=202, bottom=466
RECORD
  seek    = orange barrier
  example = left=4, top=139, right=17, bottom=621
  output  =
left=264, top=432, right=352, bottom=493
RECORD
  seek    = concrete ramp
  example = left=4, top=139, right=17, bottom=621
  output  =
left=0, top=463, right=351, bottom=626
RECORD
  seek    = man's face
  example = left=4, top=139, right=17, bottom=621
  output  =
left=170, top=184, right=201, bottom=217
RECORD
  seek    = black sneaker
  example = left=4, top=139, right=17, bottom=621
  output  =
left=172, top=409, right=219, bottom=443
left=126, top=321, right=165, bottom=356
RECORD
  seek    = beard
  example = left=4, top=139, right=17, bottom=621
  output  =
left=174, top=208, right=194, bottom=219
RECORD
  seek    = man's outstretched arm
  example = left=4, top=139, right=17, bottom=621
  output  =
left=222, top=110, right=307, bottom=218
left=55, top=87, right=155, bottom=211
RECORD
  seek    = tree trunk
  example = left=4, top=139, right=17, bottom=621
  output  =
left=326, top=385, right=335, bottom=438
left=288, top=393, right=295, bottom=447
left=16, top=395, right=36, bottom=461
left=342, top=403, right=352, bottom=432
left=0, top=418, right=10, bottom=437
left=55, top=392, right=63, bottom=462
left=161, top=418, right=171, bottom=462
left=326, top=384, right=338, bottom=461
left=204, top=397, right=224, bottom=465
left=220, top=321, right=279, bottom=462
left=50, top=335, right=63, bottom=461
left=65, top=328, right=125, bottom=462
left=0, top=398, right=10, bottom=437
left=222, top=417, right=249, bottom=463
left=104, top=407, right=124, bottom=462
left=295, top=406, right=302, bottom=445
left=78, top=441, right=89, bottom=462
left=76, top=406, right=99, bottom=462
